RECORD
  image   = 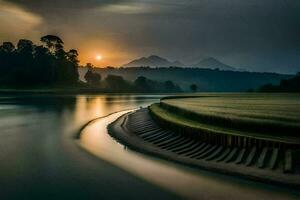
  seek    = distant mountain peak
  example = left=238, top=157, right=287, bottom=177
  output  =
left=201, top=57, right=221, bottom=63
left=148, top=55, right=164, bottom=60
left=122, top=55, right=184, bottom=67
left=194, top=57, right=236, bottom=71
left=173, top=60, right=184, bottom=66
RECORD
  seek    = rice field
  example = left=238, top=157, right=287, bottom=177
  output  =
left=115, top=108, right=300, bottom=185
left=162, top=94, right=300, bottom=125
left=151, top=93, right=300, bottom=144
left=107, top=94, right=300, bottom=186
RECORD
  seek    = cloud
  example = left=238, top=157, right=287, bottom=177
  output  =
left=98, top=2, right=163, bottom=14
left=1, top=0, right=300, bottom=73
left=0, top=1, right=43, bottom=42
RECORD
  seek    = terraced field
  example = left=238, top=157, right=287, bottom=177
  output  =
left=162, top=94, right=300, bottom=126
left=108, top=94, right=300, bottom=186
left=155, top=94, right=300, bottom=145
left=111, top=108, right=300, bottom=186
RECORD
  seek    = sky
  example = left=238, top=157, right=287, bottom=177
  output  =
left=0, top=0, right=299, bottom=73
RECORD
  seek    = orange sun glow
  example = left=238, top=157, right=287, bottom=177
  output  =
left=96, top=54, right=102, bottom=61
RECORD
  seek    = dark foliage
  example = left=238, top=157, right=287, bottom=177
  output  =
left=190, top=84, right=198, bottom=92
left=259, top=73, right=300, bottom=92
left=0, top=35, right=79, bottom=87
left=79, top=67, right=291, bottom=92
left=84, top=63, right=101, bottom=86
left=104, top=75, right=134, bottom=92
left=134, top=76, right=181, bottom=93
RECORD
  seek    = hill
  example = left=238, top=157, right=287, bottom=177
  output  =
left=259, top=73, right=300, bottom=92
left=78, top=67, right=291, bottom=92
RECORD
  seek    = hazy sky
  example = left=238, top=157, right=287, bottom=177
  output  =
left=0, top=0, right=299, bottom=73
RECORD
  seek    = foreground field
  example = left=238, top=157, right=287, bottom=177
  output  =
left=109, top=108, right=300, bottom=188
left=162, top=94, right=300, bottom=125
left=154, top=93, right=300, bottom=144
left=107, top=93, right=300, bottom=187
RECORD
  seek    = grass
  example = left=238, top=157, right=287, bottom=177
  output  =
left=149, top=93, right=300, bottom=144
left=160, top=94, right=300, bottom=136
left=162, top=94, right=300, bottom=124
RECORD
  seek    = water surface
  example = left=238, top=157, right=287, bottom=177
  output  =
left=0, top=94, right=176, bottom=199
left=0, top=94, right=299, bottom=199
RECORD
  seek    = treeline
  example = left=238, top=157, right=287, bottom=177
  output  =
left=78, top=66, right=290, bottom=92
left=0, top=36, right=182, bottom=93
left=84, top=66, right=182, bottom=93
left=259, top=73, right=300, bottom=92
left=0, top=35, right=79, bottom=86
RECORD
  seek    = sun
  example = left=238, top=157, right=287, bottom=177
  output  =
left=96, top=54, right=102, bottom=61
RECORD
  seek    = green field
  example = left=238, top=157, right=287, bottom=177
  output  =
left=150, top=93, right=300, bottom=144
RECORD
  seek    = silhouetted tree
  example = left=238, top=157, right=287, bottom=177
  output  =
left=33, top=45, right=55, bottom=83
left=133, top=76, right=181, bottom=93
left=134, top=76, right=151, bottom=92
left=0, top=35, right=79, bottom=86
left=190, top=84, right=198, bottom=92
left=17, top=39, right=34, bottom=54
left=67, top=49, right=79, bottom=65
left=105, top=74, right=133, bottom=92
left=84, top=64, right=101, bottom=85
left=164, top=80, right=178, bottom=92
left=40, top=35, right=64, bottom=54
left=13, top=39, right=35, bottom=83
left=0, top=42, right=15, bottom=53
left=0, top=42, right=16, bottom=81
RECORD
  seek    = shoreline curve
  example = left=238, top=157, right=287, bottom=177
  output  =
left=107, top=109, right=300, bottom=189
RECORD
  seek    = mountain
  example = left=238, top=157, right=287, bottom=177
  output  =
left=193, top=57, right=236, bottom=71
left=122, top=55, right=184, bottom=67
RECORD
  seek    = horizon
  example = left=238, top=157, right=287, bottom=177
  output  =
left=0, top=0, right=299, bottom=74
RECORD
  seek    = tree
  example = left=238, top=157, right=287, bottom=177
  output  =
left=190, top=84, right=198, bottom=92
left=17, top=39, right=34, bottom=53
left=105, top=74, right=132, bottom=92
left=134, top=76, right=151, bottom=92
left=40, top=35, right=64, bottom=54
left=84, top=64, right=101, bottom=86
left=32, top=45, right=55, bottom=83
left=0, top=42, right=16, bottom=78
left=14, top=39, right=35, bottom=83
left=0, top=42, right=15, bottom=53
left=0, top=36, right=79, bottom=86
left=67, top=49, right=79, bottom=65
left=164, top=80, right=176, bottom=92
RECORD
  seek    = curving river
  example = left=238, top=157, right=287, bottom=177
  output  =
left=0, top=94, right=299, bottom=200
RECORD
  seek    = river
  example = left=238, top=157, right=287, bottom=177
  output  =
left=0, top=94, right=299, bottom=200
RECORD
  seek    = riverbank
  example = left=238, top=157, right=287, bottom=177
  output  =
left=77, top=108, right=300, bottom=200
left=108, top=108, right=300, bottom=188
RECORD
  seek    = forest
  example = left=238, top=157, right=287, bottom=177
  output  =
left=79, top=67, right=291, bottom=92
left=259, top=73, right=300, bottom=92
left=0, top=35, right=79, bottom=87
left=0, top=36, right=182, bottom=93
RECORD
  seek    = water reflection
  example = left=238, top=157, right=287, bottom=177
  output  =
left=0, top=94, right=174, bottom=199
